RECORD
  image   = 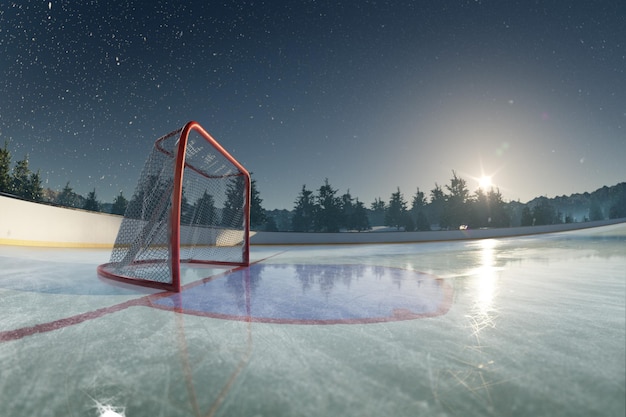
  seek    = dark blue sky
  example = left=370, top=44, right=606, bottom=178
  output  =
left=1, top=1, right=624, bottom=209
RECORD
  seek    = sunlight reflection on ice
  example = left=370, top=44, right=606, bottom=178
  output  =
left=466, top=239, right=500, bottom=339
left=93, top=399, right=125, bottom=417
left=475, top=239, right=498, bottom=316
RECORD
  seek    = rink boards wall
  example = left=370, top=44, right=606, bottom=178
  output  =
left=1, top=194, right=624, bottom=248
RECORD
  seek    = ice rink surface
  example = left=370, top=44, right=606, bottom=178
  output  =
left=1, top=223, right=625, bottom=417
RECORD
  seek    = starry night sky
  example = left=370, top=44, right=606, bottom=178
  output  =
left=1, top=1, right=624, bottom=209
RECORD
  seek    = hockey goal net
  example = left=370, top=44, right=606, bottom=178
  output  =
left=98, top=121, right=250, bottom=292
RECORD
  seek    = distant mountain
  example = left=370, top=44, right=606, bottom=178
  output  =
left=519, top=182, right=626, bottom=224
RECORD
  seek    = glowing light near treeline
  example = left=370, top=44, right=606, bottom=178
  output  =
left=478, top=175, right=492, bottom=190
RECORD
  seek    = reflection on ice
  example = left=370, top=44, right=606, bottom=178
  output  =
left=472, top=239, right=499, bottom=318
left=153, top=263, right=453, bottom=324
left=464, top=239, right=501, bottom=344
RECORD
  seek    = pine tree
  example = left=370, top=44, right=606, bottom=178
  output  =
left=351, top=198, right=371, bottom=231
left=292, top=185, right=315, bottom=232
left=56, top=182, right=79, bottom=208
left=520, top=206, right=533, bottom=226
left=385, top=187, right=407, bottom=230
left=83, top=188, right=101, bottom=212
left=0, top=141, right=11, bottom=193
left=315, top=178, right=342, bottom=232
left=26, top=170, right=44, bottom=202
left=443, top=170, right=470, bottom=229
left=609, top=184, right=626, bottom=219
left=486, top=188, right=510, bottom=227
left=427, top=184, right=446, bottom=229
left=415, top=211, right=430, bottom=231
left=411, top=188, right=427, bottom=212
left=410, top=187, right=429, bottom=231
left=223, top=176, right=245, bottom=226
left=369, top=197, right=386, bottom=226
left=11, top=157, right=31, bottom=198
left=250, top=178, right=266, bottom=229
left=341, top=190, right=354, bottom=230
left=194, top=190, right=217, bottom=226
left=111, top=191, right=128, bottom=215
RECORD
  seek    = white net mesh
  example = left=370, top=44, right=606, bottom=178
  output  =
left=100, top=124, right=249, bottom=289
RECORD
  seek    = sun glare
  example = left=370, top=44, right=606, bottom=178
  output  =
left=478, top=175, right=492, bottom=190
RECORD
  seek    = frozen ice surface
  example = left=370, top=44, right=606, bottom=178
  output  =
left=0, top=223, right=625, bottom=417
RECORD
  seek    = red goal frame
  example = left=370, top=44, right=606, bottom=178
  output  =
left=98, top=121, right=251, bottom=292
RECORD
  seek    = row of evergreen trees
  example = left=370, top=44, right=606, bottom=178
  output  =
left=3, top=142, right=624, bottom=232
left=289, top=171, right=510, bottom=232
left=0, top=143, right=44, bottom=202
left=291, top=180, right=370, bottom=232
left=121, top=174, right=266, bottom=229
left=1, top=142, right=129, bottom=214
left=286, top=174, right=626, bottom=233
left=1, top=142, right=267, bottom=226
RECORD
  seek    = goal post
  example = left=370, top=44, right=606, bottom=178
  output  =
left=98, top=121, right=251, bottom=292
